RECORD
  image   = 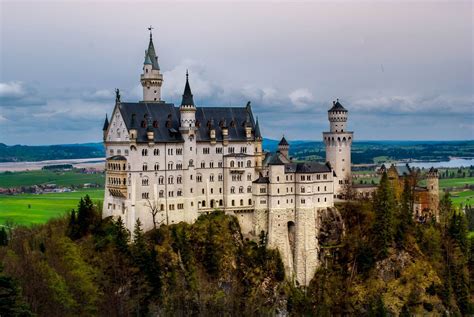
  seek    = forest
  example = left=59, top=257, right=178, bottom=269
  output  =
left=0, top=172, right=472, bottom=316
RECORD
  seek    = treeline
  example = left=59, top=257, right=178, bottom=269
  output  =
left=0, top=143, right=104, bottom=162
left=0, top=175, right=473, bottom=316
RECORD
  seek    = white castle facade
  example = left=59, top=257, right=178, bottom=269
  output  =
left=102, top=32, right=353, bottom=285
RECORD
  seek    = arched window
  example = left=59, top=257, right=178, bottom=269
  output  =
left=247, top=186, right=252, bottom=193
left=240, top=199, right=243, bottom=206
left=189, top=159, right=194, bottom=167
left=239, top=186, right=244, bottom=193
left=230, top=161, right=235, bottom=168
left=168, top=176, right=174, bottom=184
left=248, top=199, right=252, bottom=205
left=231, top=186, right=235, bottom=194
left=159, top=176, right=164, bottom=185
left=159, top=190, right=164, bottom=198
left=177, top=176, right=182, bottom=184
left=154, top=163, right=159, bottom=171
left=142, top=163, right=148, bottom=171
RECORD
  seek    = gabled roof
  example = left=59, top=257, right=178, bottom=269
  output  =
left=263, top=151, right=291, bottom=166
left=115, top=102, right=259, bottom=143
left=328, top=99, right=347, bottom=112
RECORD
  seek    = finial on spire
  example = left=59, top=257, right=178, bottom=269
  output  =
left=115, top=88, right=121, bottom=103
left=186, top=69, right=189, bottom=80
left=148, top=25, right=153, bottom=39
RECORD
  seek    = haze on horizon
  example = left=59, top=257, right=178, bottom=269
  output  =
left=0, top=0, right=473, bottom=145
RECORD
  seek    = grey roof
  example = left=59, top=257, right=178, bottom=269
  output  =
left=144, top=52, right=152, bottom=65
left=264, top=151, right=290, bottom=165
left=117, top=102, right=258, bottom=143
left=278, top=136, right=289, bottom=146
left=328, top=99, right=347, bottom=112
left=285, top=162, right=331, bottom=174
left=146, top=34, right=160, bottom=70
left=107, top=155, right=127, bottom=161
left=254, top=117, right=262, bottom=139
left=102, top=114, right=109, bottom=131
left=395, top=164, right=412, bottom=176
left=253, top=176, right=269, bottom=184
left=181, top=72, right=195, bottom=106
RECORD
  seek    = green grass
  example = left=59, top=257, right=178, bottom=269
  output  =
left=469, top=232, right=474, bottom=239
left=439, top=177, right=474, bottom=189
left=0, top=189, right=104, bottom=226
left=450, top=190, right=474, bottom=208
left=0, top=170, right=104, bottom=188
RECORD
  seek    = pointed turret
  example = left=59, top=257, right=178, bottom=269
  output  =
left=278, top=136, right=290, bottom=159
left=181, top=71, right=195, bottom=107
left=254, top=117, right=262, bottom=140
left=146, top=31, right=160, bottom=70
left=102, top=114, right=109, bottom=131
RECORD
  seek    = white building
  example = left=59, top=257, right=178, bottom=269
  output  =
left=102, top=31, right=353, bottom=285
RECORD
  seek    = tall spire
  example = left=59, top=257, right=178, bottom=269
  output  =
left=254, top=117, right=262, bottom=139
left=181, top=70, right=195, bottom=106
left=146, top=26, right=160, bottom=70
left=102, top=114, right=109, bottom=131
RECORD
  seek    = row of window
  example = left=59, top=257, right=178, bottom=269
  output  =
left=108, top=177, right=126, bottom=186
left=139, top=160, right=252, bottom=171
left=109, top=149, right=129, bottom=156
left=107, top=162, right=126, bottom=171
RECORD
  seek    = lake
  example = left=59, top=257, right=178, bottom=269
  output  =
left=0, top=158, right=106, bottom=172
left=397, top=158, right=474, bottom=169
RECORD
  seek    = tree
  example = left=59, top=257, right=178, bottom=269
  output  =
left=114, top=217, right=130, bottom=254
left=372, top=172, right=396, bottom=258
left=395, top=177, right=414, bottom=248
left=76, top=195, right=97, bottom=238
left=0, top=228, right=8, bottom=246
left=145, top=199, right=164, bottom=229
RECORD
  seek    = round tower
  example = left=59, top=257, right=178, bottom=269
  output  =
left=140, top=29, right=163, bottom=102
left=323, top=99, right=353, bottom=197
left=427, top=167, right=439, bottom=221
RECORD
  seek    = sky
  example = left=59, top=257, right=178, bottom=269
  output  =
left=0, top=0, right=473, bottom=145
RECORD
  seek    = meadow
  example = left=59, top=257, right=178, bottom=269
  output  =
left=0, top=189, right=104, bottom=226
left=0, top=169, right=104, bottom=188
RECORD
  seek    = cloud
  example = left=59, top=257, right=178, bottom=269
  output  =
left=82, top=89, right=115, bottom=102
left=350, top=94, right=474, bottom=115
left=0, top=81, right=25, bottom=98
left=289, top=88, right=314, bottom=109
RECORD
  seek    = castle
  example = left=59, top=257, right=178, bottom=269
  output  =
left=102, top=31, right=353, bottom=285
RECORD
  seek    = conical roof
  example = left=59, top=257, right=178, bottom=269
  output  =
left=180, top=71, right=195, bottom=106
left=279, top=136, right=289, bottom=146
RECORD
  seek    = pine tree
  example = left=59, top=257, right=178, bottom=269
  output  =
left=395, top=177, right=414, bottom=248
left=114, top=217, right=130, bottom=254
left=372, top=172, right=396, bottom=258
left=0, top=228, right=8, bottom=246
left=131, top=219, right=148, bottom=267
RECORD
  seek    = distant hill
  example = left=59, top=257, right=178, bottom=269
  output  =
left=0, top=143, right=104, bottom=162
left=1, top=139, right=473, bottom=164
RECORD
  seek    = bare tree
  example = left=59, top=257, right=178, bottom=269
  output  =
left=144, top=199, right=166, bottom=229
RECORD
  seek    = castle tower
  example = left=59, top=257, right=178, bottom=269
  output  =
left=323, top=99, right=353, bottom=197
left=427, top=167, right=439, bottom=221
left=140, top=29, right=163, bottom=102
left=278, top=136, right=290, bottom=159
left=179, top=72, right=198, bottom=222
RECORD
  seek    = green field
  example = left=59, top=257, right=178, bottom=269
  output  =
left=439, top=177, right=474, bottom=189
left=450, top=190, right=474, bottom=208
left=0, top=189, right=104, bottom=226
left=0, top=170, right=104, bottom=188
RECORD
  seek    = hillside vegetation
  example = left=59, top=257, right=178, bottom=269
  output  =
left=0, top=175, right=473, bottom=316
